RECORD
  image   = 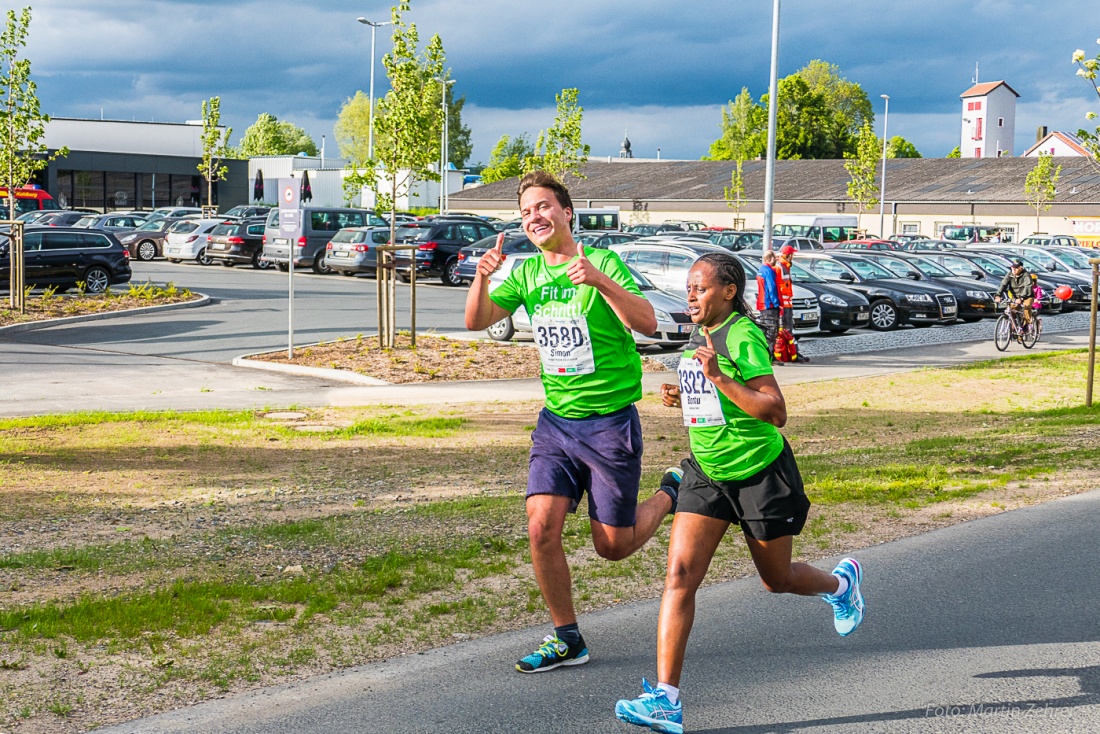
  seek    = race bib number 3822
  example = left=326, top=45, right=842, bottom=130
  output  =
left=532, top=314, right=595, bottom=375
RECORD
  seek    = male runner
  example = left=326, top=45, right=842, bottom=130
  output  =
left=465, top=170, right=677, bottom=673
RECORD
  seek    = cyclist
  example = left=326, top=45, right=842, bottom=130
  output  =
left=994, top=259, right=1035, bottom=330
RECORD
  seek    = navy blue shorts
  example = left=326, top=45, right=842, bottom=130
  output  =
left=527, top=405, right=643, bottom=528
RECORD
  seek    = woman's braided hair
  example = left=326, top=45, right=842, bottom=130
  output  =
left=695, top=253, right=749, bottom=316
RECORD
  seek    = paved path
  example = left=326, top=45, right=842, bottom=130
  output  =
left=98, top=489, right=1100, bottom=733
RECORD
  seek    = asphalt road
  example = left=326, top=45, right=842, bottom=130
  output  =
left=96, top=488, right=1100, bottom=734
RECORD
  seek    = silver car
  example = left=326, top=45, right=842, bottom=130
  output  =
left=325, top=226, right=391, bottom=276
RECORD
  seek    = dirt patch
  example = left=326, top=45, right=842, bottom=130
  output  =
left=0, top=290, right=199, bottom=328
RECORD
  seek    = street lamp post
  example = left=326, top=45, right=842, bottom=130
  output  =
left=356, top=17, right=392, bottom=160
left=762, top=0, right=781, bottom=252
left=879, top=94, right=890, bottom=238
left=433, top=77, right=456, bottom=214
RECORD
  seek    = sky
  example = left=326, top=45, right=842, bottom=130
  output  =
left=14, top=0, right=1100, bottom=165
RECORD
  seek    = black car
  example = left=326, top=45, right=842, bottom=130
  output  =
left=709, top=230, right=762, bottom=251
left=0, top=228, right=131, bottom=293
left=796, top=252, right=958, bottom=331
left=30, top=211, right=87, bottom=228
left=454, top=234, right=541, bottom=284
left=848, top=250, right=997, bottom=322
left=206, top=218, right=269, bottom=269
left=915, top=250, right=1066, bottom=315
left=738, top=253, right=870, bottom=333
left=223, top=205, right=272, bottom=219
left=393, top=219, right=499, bottom=286
left=575, top=231, right=640, bottom=249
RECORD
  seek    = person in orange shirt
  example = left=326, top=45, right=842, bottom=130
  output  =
left=776, top=246, right=809, bottom=363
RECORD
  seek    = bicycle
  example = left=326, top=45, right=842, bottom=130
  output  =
left=993, top=298, right=1042, bottom=351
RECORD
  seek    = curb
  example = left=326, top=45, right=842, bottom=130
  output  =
left=232, top=353, right=392, bottom=385
left=0, top=293, right=211, bottom=334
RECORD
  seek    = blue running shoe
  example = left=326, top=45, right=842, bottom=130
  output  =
left=515, top=634, right=589, bottom=673
left=615, top=679, right=683, bottom=734
left=823, top=557, right=864, bottom=637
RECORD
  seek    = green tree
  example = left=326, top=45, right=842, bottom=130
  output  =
left=197, top=96, right=232, bottom=208
left=761, top=76, right=832, bottom=160
left=705, top=87, right=765, bottom=161
left=237, top=114, right=318, bottom=157
left=1072, top=42, right=1100, bottom=161
left=277, top=121, right=318, bottom=156
left=795, top=60, right=874, bottom=158
left=0, top=7, right=65, bottom=221
left=526, top=87, right=590, bottom=181
left=1024, top=152, right=1061, bottom=233
left=724, top=160, right=747, bottom=224
left=886, top=136, right=921, bottom=158
left=1, top=7, right=67, bottom=312
left=946, top=145, right=961, bottom=158
left=480, top=133, right=534, bottom=183
left=844, top=121, right=880, bottom=232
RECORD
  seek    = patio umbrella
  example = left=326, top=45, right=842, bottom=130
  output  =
left=254, top=169, right=264, bottom=202
left=300, top=170, right=313, bottom=203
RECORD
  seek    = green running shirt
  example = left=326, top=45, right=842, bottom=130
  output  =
left=491, top=248, right=644, bottom=418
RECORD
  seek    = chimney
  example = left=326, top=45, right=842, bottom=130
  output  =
left=1036, top=125, right=1048, bottom=142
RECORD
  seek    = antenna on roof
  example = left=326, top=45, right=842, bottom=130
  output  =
left=971, top=62, right=979, bottom=85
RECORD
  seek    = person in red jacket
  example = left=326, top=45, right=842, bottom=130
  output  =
left=777, top=245, right=809, bottom=363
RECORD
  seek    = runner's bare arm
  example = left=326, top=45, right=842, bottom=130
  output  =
left=697, top=329, right=786, bottom=426
left=465, top=233, right=513, bottom=330
left=566, top=245, right=657, bottom=334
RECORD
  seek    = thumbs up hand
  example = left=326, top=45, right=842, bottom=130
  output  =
left=695, top=326, right=721, bottom=382
left=476, top=232, right=506, bottom=277
left=566, top=242, right=605, bottom=287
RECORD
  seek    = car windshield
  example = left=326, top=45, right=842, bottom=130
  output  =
left=211, top=223, right=237, bottom=236
left=330, top=229, right=360, bottom=243
left=870, top=257, right=914, bottom=277
left=627, top=266, right=656, bottom=291
left=966, top=254, right=1009, bottom=275
left=135, top=219, right=164, bottom=232
left=395, top=225, right=430, bottom=242
left=73, top=215, right=97, bottom=228
left=1051, top=248, right=1092, bottom=268
left=577, top=232, right=603, bottom=245
left=844, top=259, right=895, bottom=280
left=936, top=255, right=981, bottom=276
left=169, top=221, right=197, bottom=234
left=908, top=257, right=954, bottom=277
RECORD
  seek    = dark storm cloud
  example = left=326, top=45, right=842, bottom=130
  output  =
left=15, top=0, right=1100, bottom=161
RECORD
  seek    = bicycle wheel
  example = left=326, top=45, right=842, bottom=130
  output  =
left=1022, top=317, right=1041, bottom=348
left=994, top=314, right=1012, bottom=351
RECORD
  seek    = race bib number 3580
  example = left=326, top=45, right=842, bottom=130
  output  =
left=532, top=315, right=595, bottom=375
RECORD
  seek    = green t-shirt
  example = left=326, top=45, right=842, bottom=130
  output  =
left=679, top=311, right=784, bottom=481
left=491, top=248, right=644, bottom=418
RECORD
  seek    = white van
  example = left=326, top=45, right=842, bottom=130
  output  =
left=773, top=215, right=859, bottom=245
left=573, top=207, right=620, bottom=234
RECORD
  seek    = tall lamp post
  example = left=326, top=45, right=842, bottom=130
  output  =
left=762, top=0, right=781, bottom=252
left=879, top=93, right=890, bottom=237
left=356, top=17, right=392, bottom=160
left=433, top=77, right=456, bottom=214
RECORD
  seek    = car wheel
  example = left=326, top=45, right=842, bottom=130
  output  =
left=276, top=262, right=289, bottom=272
left=220, top=261, right=235, bottom=268
left=83, top=266, right=111, bottom=293
left=312, top=256, right=333, bottom=275
left=252, top=251, right=272, bottom=270
left=868, top=299, right=899, bottom=331
left=197, top=248, right=212, bottom=266
left=486, top=317, right=515, bottom=341
left=442, top=259, right=463, bottom=287
left=136, top=240, right=157, bottom=261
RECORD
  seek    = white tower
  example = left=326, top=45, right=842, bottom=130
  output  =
left=959, top=80, right=1018, bottom=158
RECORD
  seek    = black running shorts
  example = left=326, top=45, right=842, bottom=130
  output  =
left=677, top=438, right=810, bottom=541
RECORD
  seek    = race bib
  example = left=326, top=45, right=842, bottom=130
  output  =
left=677, top=357, right=725, bottom=426
left=532, top=314, right=595, bottom=375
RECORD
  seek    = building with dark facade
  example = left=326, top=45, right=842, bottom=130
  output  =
left=40, top=118, right=247, bottom=212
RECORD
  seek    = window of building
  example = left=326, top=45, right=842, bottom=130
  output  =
left=974, top=101, right=982, bottom=110
left=901, top=222, right=920, bottom=235
left=975, top=148, right=982, bottom=157
left=974, top=118, right=983, bottom=140
left=995, top=223, right=1018, bottom=243
left=998, top=117, right=1004, bottom=127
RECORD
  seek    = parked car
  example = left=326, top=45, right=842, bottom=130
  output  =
left=709, top=230, right=763, bottom=251
left=263, top=207, right=383, bottom=274
left=890, top=233, right=926, bottom=244
left=0, top=228, right=131, bottom=293
left=608, top=240, right=821, bottom=335
left=622, top=223, right=684, bottom=236
left=794, top=252, right=957, bottom=330
left=484, top=254, right=693, bottom=349
left=914, top=249, right=1066, bottom=314
left=897, top=238, right=960, bottom=251
left=147, top=206, right=203, bottom=221
left=206, top=218, right=269, bottom=269
left=30, top=211, right=87, bottom=228
left=851, top=250, right=997, bottom=321
left=454, top=233, right=541, bottom=284
left=117, top=216, right=196, bottom=261
left=72, top=213, right=147, bottom=234
left=662, top=220, right=708, bottom=231
left=575, top=231, right=640, bottom=249
left=324, top=226, right=392, bottom=276
left=832, top=239, right=901, bottom=251
left=1019, top=233, right=1079, bottom=248
left=222, top=205, right=272, bottom=219
left=973, top=243, right=1096, bottom=278
left=391, top=218, right=499, bottom=286
left=163, top=218, right=224, bottom=265
left=738, top=253, right=870, bottom=333
left=742, top=236, right=824, bottom=253
left=966, top=249, right=1093, bottom=311
left=14, top=209, right=56, bottom=225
